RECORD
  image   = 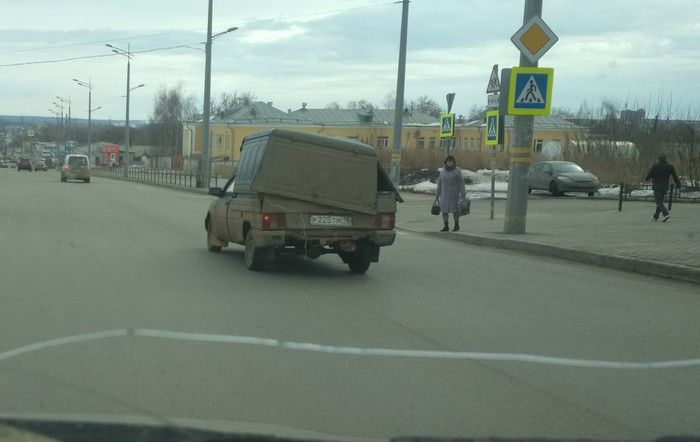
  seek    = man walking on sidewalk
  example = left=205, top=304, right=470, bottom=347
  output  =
left=645, top=153, right=682, bottom=222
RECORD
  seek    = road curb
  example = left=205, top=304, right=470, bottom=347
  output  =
left=398, top=227, right=700, bottom=285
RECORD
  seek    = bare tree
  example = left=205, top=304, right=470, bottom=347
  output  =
left=347, top=99, right=377, bottom=110
left=211, top=90, right=258, bottom=115
left=466, top=103, right=486, bottom=120
left=406, top=95, right=443, bottom=118
left=551, top=106, right=575, bottom=119
left=382, top=92, right=396, bottom=109
left=182, top=94, right=199, bottom=121
left=324, top=101, right=341, bottom=110
left=148, top=82, right=189, bottom=156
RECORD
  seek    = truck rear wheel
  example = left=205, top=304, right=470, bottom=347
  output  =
left=347, top=257, right=371, bottom=274
left=244, top=231, right=267, bottom=271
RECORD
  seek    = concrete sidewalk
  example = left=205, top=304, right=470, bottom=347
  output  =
left=396, top=192, right=700, bottom=284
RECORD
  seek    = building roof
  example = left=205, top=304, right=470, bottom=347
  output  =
left=287, top=107, right=437, bottom=126
left=214, top=101, right=292, bottom=123
left=462, top=112, right=586, bottom=131
left=210, top=101, right=438, bottom=126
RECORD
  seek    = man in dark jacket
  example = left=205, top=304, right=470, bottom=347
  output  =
left=645, top=153, right=682, bottom=222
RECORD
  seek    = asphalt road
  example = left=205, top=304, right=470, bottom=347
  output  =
left=1, top=169, right=699, bottom=440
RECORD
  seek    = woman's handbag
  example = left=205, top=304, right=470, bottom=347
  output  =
left=458, top=198, right=471, bottom=216
left=431, top=197, right=440, bottom=215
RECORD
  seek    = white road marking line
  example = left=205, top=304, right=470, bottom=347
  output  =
left=1, top=329, right=699, bottom=370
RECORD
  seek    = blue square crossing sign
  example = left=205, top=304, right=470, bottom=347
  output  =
left=485, top=111, right=499, bottom=145
left=507, top=67, right=554, bottom=115
left=439, top=113, right=455, bottom=138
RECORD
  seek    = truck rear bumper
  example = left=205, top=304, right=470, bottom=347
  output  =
left=251, top=229, right=396, bottom=248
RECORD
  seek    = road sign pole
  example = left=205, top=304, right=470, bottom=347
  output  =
left=504, top=0, right=542, bottom=234
left=490, top=147, right=496, bottom=220
left=446, top=93, right=455, bottom=156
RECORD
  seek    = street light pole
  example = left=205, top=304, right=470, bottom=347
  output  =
left=106, top=43, right=134, bottom=176
left=199, top=0, right=238, bottom=188
left=74, top=78, right=94, bottom=162
left=53, top=101, right=65, bottom=149
left=56, top=96, right=71, bottom=151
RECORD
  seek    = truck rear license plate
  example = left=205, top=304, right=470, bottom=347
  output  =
left=310, top=215, right=352, bottom=226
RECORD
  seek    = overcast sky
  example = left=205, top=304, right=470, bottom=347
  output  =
left=1, top=0, right=699, bottom=123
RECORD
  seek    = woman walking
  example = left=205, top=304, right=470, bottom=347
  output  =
left=436, top=155, right=466, bottom=232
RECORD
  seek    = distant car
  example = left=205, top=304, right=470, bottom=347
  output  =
left=17, top=158, right=33, bottom=172
left=61, top=154, right=91, bottom=183
left=34, top=160, right=48, bottom=171
left=0, top=161, right=8, bottom=168
left=528, top=161, right=599, bottom=197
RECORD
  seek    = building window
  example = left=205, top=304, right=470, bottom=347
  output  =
left=418, top=137, right=425, bottom=149
left=377, top=136, right=389, bottom=148
left=440, top=138, right=449, bottom=149
left=429, top=137, right=436, bottom=149
left=533, top=139, right=543, bottom=152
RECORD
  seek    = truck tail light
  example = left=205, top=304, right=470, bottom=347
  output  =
left=262, top=213, right=286, bottom=230
left=63, top=165, right=69, bottom=171
left=375, top=213, right=395, bottom=230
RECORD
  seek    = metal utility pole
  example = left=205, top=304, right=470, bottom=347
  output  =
left=504, top=0, right=541, bottom=234
left=198, top=2, right=237, bottom=189
left=199, top=0, right=214, bottom=189
left=390, top=0, right=409, bottom=185
left=124, top=46, right=131, bottom=175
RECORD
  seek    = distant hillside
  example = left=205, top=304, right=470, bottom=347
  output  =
left=0, top=115, right=147, bottom=126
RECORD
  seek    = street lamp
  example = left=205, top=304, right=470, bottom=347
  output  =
left=199, top=1, right=238, bottom=188
left=48, top=109, right=61, bottom=152
left=52, top=102, right=66, bottom=151
left=56, top=96, right=72, bottom=152
left=106, top=43, right=135, bottom=175
left=73, top=78, right=96, bottom=161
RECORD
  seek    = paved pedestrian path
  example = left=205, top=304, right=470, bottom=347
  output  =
left=396, top=193, right=700, bottom=284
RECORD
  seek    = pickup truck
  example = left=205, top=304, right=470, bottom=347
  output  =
left=205, top=128, right=402, bottom=273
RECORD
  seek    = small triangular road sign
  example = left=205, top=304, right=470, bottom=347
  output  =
left=486, top=64, right=500, bottom=93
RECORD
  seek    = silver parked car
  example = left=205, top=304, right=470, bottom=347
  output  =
left=528, top=161, right=599, bottom=196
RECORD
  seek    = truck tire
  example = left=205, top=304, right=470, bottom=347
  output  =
left=347, top=257, right=371, bottom=274
left=244, top=231, right=267, bottom=271
left=206, top=219, right=221, bottom=253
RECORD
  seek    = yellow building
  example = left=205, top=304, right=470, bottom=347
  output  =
left=182, top=101, right=587, bottom=168
left=183, top=101, right=439, bottom=162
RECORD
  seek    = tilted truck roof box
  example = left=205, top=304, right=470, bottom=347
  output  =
left=235, top=129, right=402, bottom=215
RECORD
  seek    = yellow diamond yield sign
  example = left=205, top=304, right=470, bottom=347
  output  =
left=511, top=15, right=558, bottom=64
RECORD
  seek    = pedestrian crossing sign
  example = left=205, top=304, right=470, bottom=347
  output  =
left=440, top=113, right=455, bottom=138
left=485, top=111, right=499, bottom=145
left=507, top=67, right=553, bottom=115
